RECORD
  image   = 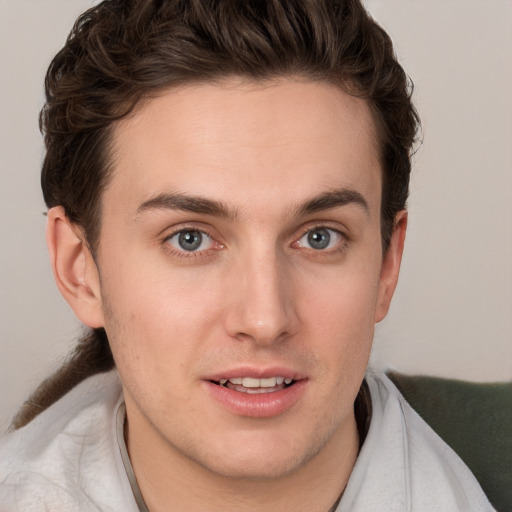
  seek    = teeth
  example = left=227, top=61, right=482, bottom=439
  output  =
left=256, top=377, right=277, bottom=387
left=242, top=377, right=261, bottom=388
left=220, top=376, right=292, bottom=388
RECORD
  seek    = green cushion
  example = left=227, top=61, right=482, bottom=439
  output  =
left=387, top=372, right=512, bottom=512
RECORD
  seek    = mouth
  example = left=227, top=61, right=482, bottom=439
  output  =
left=212, top=376, right=296, bottom=394
left=205, top=371, right=307, bottom=417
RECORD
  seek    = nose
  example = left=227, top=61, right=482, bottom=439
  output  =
left=224, top=249, right=298, bottom=346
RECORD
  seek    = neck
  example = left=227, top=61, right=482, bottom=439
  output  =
left=126, top=411, right=359, bottom=512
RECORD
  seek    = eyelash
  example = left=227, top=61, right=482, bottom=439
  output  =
left=162, top=224, right=348, bottom=259
left=162, top=226, right=221, bottom=259
left=293, top=224, right=348, bottom=254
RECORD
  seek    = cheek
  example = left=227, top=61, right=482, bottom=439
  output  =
left=99, top=255, right=224, bottom=370
left=301, top=266, right=380, bottom=336
left=296, top=263, right=380, bottom=375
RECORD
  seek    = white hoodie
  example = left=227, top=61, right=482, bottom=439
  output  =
left=0, top=370, right=495, bottom=512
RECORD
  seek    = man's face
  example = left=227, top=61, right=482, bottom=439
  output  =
left=92, top=79, right=400, bottom=479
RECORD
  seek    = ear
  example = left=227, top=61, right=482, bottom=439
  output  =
left=46, top=206, right=105, bottom=328
left=374, top=210, right=408, bottom=323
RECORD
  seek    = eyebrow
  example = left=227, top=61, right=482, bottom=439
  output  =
left=136, top=193, right=238, bottom=220
left=136, top=187, right=369, bottom=220
left=296, top=188, right=369, bottom=216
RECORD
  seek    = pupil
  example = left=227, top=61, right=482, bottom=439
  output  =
left=308, top=229, right=330, bottom=250
left=178, top=230, right=202, bottom=251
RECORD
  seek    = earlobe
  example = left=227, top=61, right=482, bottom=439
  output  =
left=46, top=206, right=105, bottom=328
left=374, top=211, right=408, bottom=323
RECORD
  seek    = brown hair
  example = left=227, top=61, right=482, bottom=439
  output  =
left=13, top=0, right=419, bottom=429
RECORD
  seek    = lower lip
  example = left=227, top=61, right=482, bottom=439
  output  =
left=204, top=380, right=308, bottom=418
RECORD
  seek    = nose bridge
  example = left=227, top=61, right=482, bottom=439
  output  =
left=225, top=244, right=296, bottom=345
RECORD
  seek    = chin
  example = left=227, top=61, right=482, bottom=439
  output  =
left=201, top=453, right=308, bottom=481
left=187, top=429, right=332, bottom=481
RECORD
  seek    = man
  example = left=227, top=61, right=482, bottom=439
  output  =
left=0, top=1, right=495, bottom=511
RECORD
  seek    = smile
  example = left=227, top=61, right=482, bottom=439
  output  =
left=217, top=377, right=295, bottom=394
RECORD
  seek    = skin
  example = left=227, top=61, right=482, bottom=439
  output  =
left=47, top=79, right=407, bottom=512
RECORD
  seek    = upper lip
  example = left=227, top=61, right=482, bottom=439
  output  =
left=205, top=366, right=306, bottom=382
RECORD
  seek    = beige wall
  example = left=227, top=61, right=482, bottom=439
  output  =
left=1, top=0, right=511, bottom=432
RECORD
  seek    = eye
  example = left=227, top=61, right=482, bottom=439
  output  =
left=166, top=229, right=214, bottom=252
left=296, top=227, right=343, bottom=250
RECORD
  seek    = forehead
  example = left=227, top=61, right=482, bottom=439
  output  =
left=105, top=79, right=381, bottom=218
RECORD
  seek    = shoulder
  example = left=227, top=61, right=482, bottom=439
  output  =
left=0, top=371, right=135, bottom=511
left=339, top=371, right=495, bottom=512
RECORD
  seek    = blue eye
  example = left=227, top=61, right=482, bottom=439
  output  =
left=166, top=229, right=213, bottom=252
left=298, top=228, right=342, bottom=250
